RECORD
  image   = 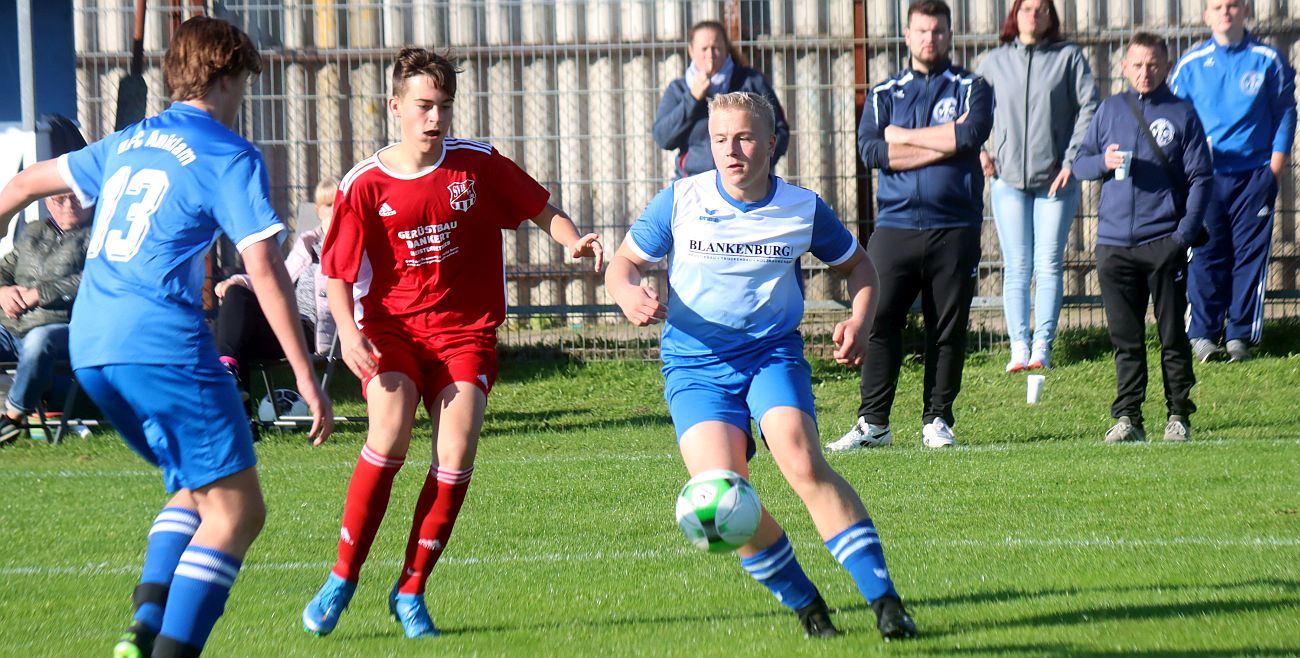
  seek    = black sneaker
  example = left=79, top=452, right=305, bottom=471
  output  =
left=112, top=621, right=157, bottom=658
left=0, top=415, right=24, bottom=445
left=795, top=596, right=841, bottom=638
left=873, top=595, right=918, bottom=641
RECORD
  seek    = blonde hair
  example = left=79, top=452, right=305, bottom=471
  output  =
left=707, top=92, right=775, bottom=135
left=314, top=176, right=338, bottom=207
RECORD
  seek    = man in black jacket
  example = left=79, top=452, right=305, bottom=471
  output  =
left=0, top=191, right=92, bottom=443
left=1072, top=32, right=1213, bottom=443
left=830, top=0, right=993, bottom=451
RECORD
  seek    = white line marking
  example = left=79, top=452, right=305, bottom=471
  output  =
left=4, top=437, right=1298, bottom=480
left=3, top=537, right=1297, bottom=578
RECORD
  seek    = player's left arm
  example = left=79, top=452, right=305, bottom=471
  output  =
left=1270, top=54, right=1297, bottom=177
left=828, top=247, right=878, bottom=367
left=528, top=203, right=604, bottom=271
left=0, top=160, right=72, bottom=238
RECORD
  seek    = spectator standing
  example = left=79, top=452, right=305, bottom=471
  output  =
left=977, top=0, right=1099, bottom=371
left=829, top=0, right=993, bottom=451
left=653, top=20, right=789, bottom=178
left=0, top=191, right=92, bottom=444
left=1073, top=33, right=1213, bottom=443
left=1171, top=0, right=1297, bottom=362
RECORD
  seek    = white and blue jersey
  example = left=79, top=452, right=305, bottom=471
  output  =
left=626, top=171, right=856, bottom=365
left=58, top=102, right=285, bottom=368
left=1171, top=33, right=1297, bottom=173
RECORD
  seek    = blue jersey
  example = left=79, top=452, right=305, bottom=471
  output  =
left=57, top=102, right=285, bottom=368
left=1171, top=33, right=1297, bottom=173
left=625, top=172, right=856, bottom=363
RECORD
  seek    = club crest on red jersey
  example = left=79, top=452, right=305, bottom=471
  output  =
left=448, top=180, right=477, bottom=212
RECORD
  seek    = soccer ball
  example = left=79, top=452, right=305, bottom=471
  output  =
left=257, top=388, right=308, bottom=422
left=675, top=469, right=762, bottom=553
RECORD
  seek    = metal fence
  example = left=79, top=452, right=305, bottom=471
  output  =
left=71, top=0, right=1300, bottom=358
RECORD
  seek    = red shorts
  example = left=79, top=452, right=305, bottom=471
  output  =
left=361, top=324, right=498, bottom=407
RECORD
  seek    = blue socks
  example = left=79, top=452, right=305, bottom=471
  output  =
left=739, top=533, right=819, bottom=610
left=134, top=507, right=200, bottom=632
left=826, top=517, right=898, bottom=603
left=158, top=546, right=243, bottom=652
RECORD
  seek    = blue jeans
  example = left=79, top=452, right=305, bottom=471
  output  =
left=0, top=323, right=70, bottom=414
left=990, top=177, right=1081, bottom=347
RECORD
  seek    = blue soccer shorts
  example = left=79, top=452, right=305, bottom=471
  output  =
left=76, top=363, right=257, bottom=493
left=662, top=339, right=817, bottom=461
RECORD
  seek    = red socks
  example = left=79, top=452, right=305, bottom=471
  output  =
left=331, top=445, right=405, bottom=581
left=397, top=466, right=474, bottom=594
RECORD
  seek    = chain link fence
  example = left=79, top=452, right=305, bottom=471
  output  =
left=71, top=0, right=1300, bottom=358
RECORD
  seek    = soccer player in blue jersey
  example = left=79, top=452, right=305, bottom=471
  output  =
left=606, top=91, right=917, bottom=641
left=0, top=17, right=333, bottom=658
left=1171, top=0, right=1297, bottom=362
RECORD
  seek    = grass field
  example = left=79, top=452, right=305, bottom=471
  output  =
left=2, top=328, right=1299, bottom=657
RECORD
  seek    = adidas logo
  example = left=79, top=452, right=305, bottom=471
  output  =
left=378, top=202, right=396, bottom=217
left=418, top=538, right=443, bottom=552
left=1257, top=206, right=1271, bottom=218
left=477, top=374, right=489, bottom=388
left=340, top=527, right=354, bottom=546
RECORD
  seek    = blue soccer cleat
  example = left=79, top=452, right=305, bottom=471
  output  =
left=389, top=584, right=440, bottom=638
left=302, top=573, right=357, bottom=636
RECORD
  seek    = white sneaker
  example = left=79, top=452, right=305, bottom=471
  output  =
left=826, top=417, right=892, bottom=451
left=1006, top=341, right=1030, bottom=373
left=1028, top=341, right=1051, bottom=369
left=921, top=418, right=957, bottom=448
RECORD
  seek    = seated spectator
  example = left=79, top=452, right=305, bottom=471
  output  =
left=653, top=20, right=789, bottom=178
left=0, top=191, right=93, bottom=444
left=215, top=177, right=338, bottom=413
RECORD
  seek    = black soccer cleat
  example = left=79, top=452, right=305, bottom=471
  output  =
left=872, top=595, right=918, bottom=641
left=112, top=621, right=157, bottom=658
left=795, top=595, right=841, bottom=638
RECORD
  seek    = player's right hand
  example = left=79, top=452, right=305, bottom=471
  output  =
left=342, top=333, right=381, bottom=382
left=297, top=378, right=334, bottom=446
left=617, top=286, right=667, bottom=327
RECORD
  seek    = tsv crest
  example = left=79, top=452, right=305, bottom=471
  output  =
left=932, top=97, right=959, bottom=123
left=448, top=180, right=477, bottom=212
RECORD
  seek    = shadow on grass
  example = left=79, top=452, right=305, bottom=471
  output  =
left=485, top=408, right=672, bottom=435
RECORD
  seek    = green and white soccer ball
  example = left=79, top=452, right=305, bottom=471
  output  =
left=675, top=469, right=762, bottom=553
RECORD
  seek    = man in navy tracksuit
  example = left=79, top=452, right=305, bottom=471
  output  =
left=1170, top=0, right=1296, bottom=362
left=1073, top=33, right=1214, bottom=443
left=829, top=0, right=992, bottom=451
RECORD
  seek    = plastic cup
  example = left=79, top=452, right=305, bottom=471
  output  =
left=1027, top=374, right=1045, bottom=404
left=1114, top=150, right=1133, bottom=180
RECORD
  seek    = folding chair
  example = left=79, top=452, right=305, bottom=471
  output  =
left=0, top=360, right=102, bottom=445
left=251, top=337, right=367, bottom=430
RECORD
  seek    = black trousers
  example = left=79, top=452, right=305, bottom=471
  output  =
left=215, top=285, right=314, bottom=396
left=1096, top=237, right=1197, bottom=425
left=857, top=225, right=982, bottom=427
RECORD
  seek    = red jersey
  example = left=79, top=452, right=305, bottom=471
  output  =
left=323, top=139, right=550, bottom=335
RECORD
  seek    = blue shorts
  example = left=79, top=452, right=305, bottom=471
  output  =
left=76, top=363, right=257, bottom=493
left=662, top=338, right=816, bottom=461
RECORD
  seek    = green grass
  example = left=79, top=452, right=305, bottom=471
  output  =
left=2, top=330, right=1299, bottom=657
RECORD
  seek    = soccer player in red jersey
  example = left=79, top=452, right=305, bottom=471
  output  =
left=302, top=48, right=603, bottom=639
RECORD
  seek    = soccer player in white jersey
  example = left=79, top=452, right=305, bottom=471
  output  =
left=606, top=91, right=918, bottom=641
left=0, top=17, right=333, bottom=658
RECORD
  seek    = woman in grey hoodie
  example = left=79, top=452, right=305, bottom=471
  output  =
left=977, top=0, right=1098, bottom=372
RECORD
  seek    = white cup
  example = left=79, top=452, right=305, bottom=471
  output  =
left=1027, top=374, right=1045, bottom=404
left=1114, top=150, right=1133, bottom=180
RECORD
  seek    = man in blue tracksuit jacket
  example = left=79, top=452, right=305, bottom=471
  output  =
left=1170, top=0, right=1297, bottom=362
left=829, top=0, right=992, bottom=452
left=1074, top=33, right=1214, bottom=443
